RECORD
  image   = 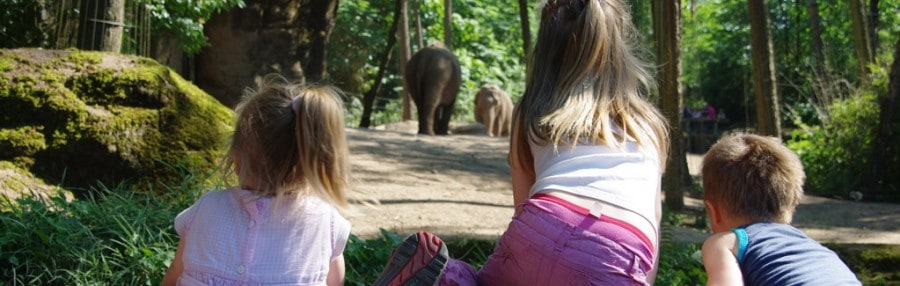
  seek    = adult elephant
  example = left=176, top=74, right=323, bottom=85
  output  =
left=474, top=84, right=514, bottom=137
left=405, top=44, right=461, bottom=135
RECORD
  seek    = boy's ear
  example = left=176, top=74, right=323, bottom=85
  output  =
left=705, top=200, right=723, bottom=231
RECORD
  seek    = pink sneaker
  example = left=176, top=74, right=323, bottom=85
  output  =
left=373, top=231, right=449, bottom=286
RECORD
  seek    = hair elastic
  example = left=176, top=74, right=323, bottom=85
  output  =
left=291, top=96, right=301, bottom=114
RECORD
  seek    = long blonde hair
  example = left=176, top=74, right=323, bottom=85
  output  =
left=225, top=75, right=350, bottom=208
left=514, top=0, right=669, bottom=170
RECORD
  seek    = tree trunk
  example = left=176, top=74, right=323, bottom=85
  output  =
left=360, top=0, right=402, bottom=128
left=652, top=0, right=686, bottom=211
left=808, top=0, right=825, bottom=78
left=518, top=0, right=531, bottom=58
left=748, top=0, right=782, bottom=137
left=807, top=0, right=831, bottom=121
left=868, top=0, right=879, bottom=56
left=399, top=0, right=413, bottom=121
left=414, top=0, right=424, bottom=50
left=299, top=0, right=339, bottom=82
left=443, top=0, right=453, bottom=50
left=862, top=40, right=900, bottom=197
left=850, top=0, right=873, bottom=81
left=78, top=0, right=124, bottom=52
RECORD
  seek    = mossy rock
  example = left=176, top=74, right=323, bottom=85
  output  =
left=0, top=160, right=72, bottom=205
left=0, top=48, right=233, bottom=197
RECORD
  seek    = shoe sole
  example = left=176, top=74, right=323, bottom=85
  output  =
left=373, top=231, right=449, bottom=286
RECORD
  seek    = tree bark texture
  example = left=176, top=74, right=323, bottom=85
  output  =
left=808, top=0, right=826, bottom=80
left=443, top=0, right=453, bottom=50
left=78, top=0, right=124, bottom=52
left=868, top=0, right=879, bottom=56
left=196, top=0, right=339, bottom=108
left=400, top=0, right=413, bottom=121
left=518, top=0, right=532, bottom=59
left=652, top=0, right=685, bottom=211
left=850, top=0, right=873, bottom=80
left=414, top=0, right=424, bottom=50
left=806, top=0, right=832, bottom=121
left=748, top=0, right=782, bottom=137
left=298, top=0, right=339, bottom=82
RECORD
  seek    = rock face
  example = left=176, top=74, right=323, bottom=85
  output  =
left=0, top=49, right=233, bottom=198
left=196, top=0, right=338, bottom=108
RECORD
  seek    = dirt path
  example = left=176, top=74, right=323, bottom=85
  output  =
left=344, top=122, right=900, bottom=244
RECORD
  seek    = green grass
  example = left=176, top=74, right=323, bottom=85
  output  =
left=0, top=176, right=895, bottom=285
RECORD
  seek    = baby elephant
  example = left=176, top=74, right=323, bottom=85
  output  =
left=474, top=84, right=513, bottom=137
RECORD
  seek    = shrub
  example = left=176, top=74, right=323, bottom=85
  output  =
left=787, top=59, right=900, bottom=201
left=788, top=93, right=880, bottom=198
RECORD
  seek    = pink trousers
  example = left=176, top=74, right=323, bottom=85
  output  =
left=438, top=196, right=654, bottom=285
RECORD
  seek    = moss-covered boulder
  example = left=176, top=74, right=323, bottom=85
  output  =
left=0, top=49, right=233, bottom=198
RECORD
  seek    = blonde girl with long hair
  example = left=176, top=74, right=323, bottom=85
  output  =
left=163, top=75, right=353, bottom=285
left=374, top=0, right=669, bottom=285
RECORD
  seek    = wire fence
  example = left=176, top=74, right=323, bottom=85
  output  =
left=49, top=0, right=151, bottom=57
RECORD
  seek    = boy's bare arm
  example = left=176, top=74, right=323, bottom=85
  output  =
left=702, top=232, right=744, bottom=286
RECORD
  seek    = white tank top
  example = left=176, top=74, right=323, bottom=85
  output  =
left=529, top=138, right=661, bottom=234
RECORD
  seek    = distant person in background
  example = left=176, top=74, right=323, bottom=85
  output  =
left=701, top=132, right=860, bottom=286
left=704, top=103, right=717, bottom=120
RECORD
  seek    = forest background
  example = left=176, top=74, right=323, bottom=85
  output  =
left=1, top=0, right=899, bottom=284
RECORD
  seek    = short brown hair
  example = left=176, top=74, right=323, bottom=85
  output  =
left=701, top=132, right=805, bottom=224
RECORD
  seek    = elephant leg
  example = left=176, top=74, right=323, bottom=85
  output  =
left=499, top=116, right=511, bottom=136
left=417, top=103, right=436, bottom=135
left=435, top=103, right=455, bottom=135
left=485, top=109, right=497, bottom=136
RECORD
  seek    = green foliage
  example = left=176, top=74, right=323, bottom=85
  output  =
left=343, top=229, right=405, bottom=285
left=0, top=162, right=211, bottom=285
left=135, top=0, right=245, bottom=54
left=681, top=0, right=751, bottom=126
left=826, top=244, right=900, bottom=285
left=680, top=0, right=900, bottom=130
left=0, top=186, right=185, bottom=284
left=657, top=240, right=707, bottom=285
left=788, top=93, right=879, bottom=197
left=0, top=0, right=44, bottom=48
left=788, top=58, right=899, bottom=200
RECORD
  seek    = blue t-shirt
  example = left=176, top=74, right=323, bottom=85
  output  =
left=733, top=222, right=861, bottom=286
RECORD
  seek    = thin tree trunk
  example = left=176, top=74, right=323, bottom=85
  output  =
left=748, top=0, right=782, bottom=137
left=443, top=0, right=453, bottom=50
left=850, top=0, right=873, bottom=81
left=301, top=0, right=339, bottom=82
left=807, top=0, right=831, bottom=121
left=399, top=0, right=413, bottom=121
left=808, top=0, right=826, bottom=79
left=360, top=0, right=401, bottom=128
left=862, top=40, right=900, bottom=197
left=78, top=0, right=124, bottom=52
left=868, top=0, right=879, bottom=56
left=414, top=0, right=424, bottom=50
left=652, top=0, right=685, bottom=211
left=518, top=0, right=531, bottom=58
